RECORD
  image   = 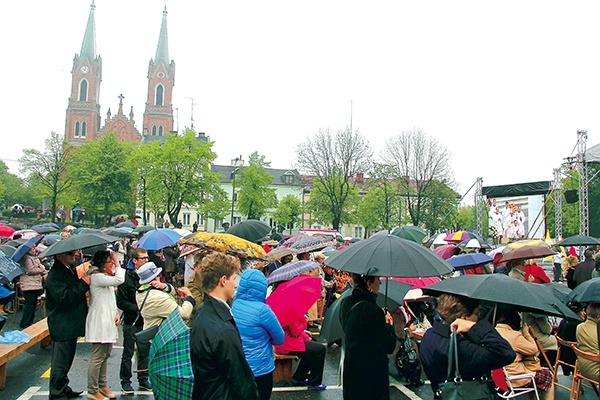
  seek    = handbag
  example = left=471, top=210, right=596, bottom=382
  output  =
left=438, top=327, right=496, bottom=400
left=133, top=291, right=160, bottom=347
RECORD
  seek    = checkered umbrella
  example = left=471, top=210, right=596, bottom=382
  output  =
left=267, top=260, right=320, bottom=285
left=148, top=309, right=193, bottom=399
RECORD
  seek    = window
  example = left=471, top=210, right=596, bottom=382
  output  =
left=152, top=125, right=157, bottom=136
left=215, top=219, right=223, bottom=228
left=78, top=79, right=88, bottom=101
left=354, top=226, right=364, bottom=238
left=81, top=122, right=87, bottom=138
left=155, top=84, right=164, bottom=106
left=74, top=121, right=80, bottom=137
left=158, top=126, right=163, bottom=136
left=183, top=213, right=190, bottom=225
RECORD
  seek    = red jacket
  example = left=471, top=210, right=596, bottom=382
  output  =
left=275, top=316, right=310, bottom=354
left=526, top=264, right=550, bottom=284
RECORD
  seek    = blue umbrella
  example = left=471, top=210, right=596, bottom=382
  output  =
left=0, top=250, right=25, bottom=284
left=137, top=229, right=182, bottom=251
left=12, top=235, right=44, bottom=262
left=446, top=253, right=494, bottom=270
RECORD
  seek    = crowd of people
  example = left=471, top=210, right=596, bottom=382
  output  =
left=0, top=221, right=599, bottom=400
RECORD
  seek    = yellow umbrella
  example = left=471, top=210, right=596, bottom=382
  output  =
left=182, top=232, right=267, bottom=260
left=504, top=239, right=551, bottom=253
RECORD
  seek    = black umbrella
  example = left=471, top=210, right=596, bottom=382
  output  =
left=5, top=223, right=23, bottom=231
left=38, top=232, right=118, bottom=258
left=227, top=220, right=271, bottom=243
left=116, top=221, right=137, bottom=229
left=324, top=234, right=452, bottom=278
left=0, top=249, right=25, bottom=284
left=567, top=277, right=600, bottom=303
left=133, top=225, right=155, bottom=235
left=4, top=239, right=27, bottom=248
left=319, top=279, right=413, bottom=343
left=31, top=222, right=60, bottom=234
left=422, top=274, right=581, bottom=320
left=104, top=227, right=136, bottom=238
left=556, top=234, right=600, bottom=247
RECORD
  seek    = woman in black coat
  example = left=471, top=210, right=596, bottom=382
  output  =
left=419, top=294, right=516, bottom=399
left=339, top=274, right=396, bottom=400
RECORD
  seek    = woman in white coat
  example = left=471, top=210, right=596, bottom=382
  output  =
left=85, top=250, right=125, bottom=400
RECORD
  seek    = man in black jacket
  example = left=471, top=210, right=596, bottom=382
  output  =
left=190, top=252, right=259, bottom=400
left=116, top=247, right=152, bottom=394
left=46, top=250, right=89, bottom=400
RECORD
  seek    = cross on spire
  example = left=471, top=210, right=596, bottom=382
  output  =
left=118, top=94, right=125, bottom=114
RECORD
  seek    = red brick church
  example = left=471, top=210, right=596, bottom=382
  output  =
left=64, top=2, right=175, bottom=144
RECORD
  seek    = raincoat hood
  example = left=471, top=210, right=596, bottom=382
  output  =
left=235, top=268, right=267, bottom=303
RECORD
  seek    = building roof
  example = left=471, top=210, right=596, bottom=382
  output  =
left=80, top=2, right=97, bottom=62
left=154, top=6, right=170, bottom=67
left=212, top=165, right=303, bottom=186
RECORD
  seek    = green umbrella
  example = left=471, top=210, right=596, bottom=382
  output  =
left=568, top=277, right=600, bottom=303
left=324, top=234, right=452, bottom=278
left=391, top=226, right=427, bottom=243
left=556, top=234, right=600, bottom=247
left=149, top=310, right=193, bottom=399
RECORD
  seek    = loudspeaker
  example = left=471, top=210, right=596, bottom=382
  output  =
left=564, top=190, right=579, bottom=204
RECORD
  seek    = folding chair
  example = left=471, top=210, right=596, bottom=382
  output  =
left=553, top=336, right=577, bottom=393
left=570, top=345, right=600, bottom=400
left=13, top=282, right=46, bottom=323
left=528, top=325, right=553, bottom=369
left=497, top=367, right=540, bottom=400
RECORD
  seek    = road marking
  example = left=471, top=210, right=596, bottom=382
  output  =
left=16, top=386, right=41, bottom=400
left=272, top=385, right=342, bottom=391
left=41, top=368, right=51, bottom=378
left=389, top=376, right=424, bottom=400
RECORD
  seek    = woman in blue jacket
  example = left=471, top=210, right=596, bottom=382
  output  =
left=232, top=269, right=285, bottom=400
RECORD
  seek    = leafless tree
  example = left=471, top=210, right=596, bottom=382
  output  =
left=381, top=128, right=455, bottom=227
left=296, top=127, right=372, bottom=231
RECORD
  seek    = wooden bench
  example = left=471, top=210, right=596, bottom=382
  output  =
left=0, top=318, right=52, bottom=390
left=273, top=354, right=298, bottom=384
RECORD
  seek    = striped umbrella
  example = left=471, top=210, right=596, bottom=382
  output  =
left=443, top=230, right=476, bottom=243
left=267, top=260, right=320, bottom=285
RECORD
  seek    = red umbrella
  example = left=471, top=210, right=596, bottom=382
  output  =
left=266, top=275, right=321, bottom=327
left=434, top=244, right=459, bottom=260
left=391, top=276, right=441, bottom=289
left=0, top=224, right=16, bottom=238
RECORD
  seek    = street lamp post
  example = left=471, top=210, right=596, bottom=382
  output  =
left=230, top=156, right=242, bottom=225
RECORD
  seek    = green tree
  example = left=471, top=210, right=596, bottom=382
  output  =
left=273, top=194, right=302, bottom=233
left=0, top=162, right=28, bottom=210
left=381, top=128, right=455, bottom=226
left=297, top=127, right=372, bottom=231
left=365, top=164, right=401, bottom=230
left=236, top=152, right=278, bottom=220
left=69, top=132, right=136, bottom=224
left=420, top=180, right=460, bottom=233
left=19, top=132, right=75, bottom=223
left=355, top=188, right=385, bottom=237
left=144, top=129, right=222, bottom=225
left=306, top=177, right=360, bottom=228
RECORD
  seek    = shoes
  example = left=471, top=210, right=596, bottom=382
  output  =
left=98, top=387, right=117, bottom=399
left=86, top=393, right=107, bottom=400
left=291, top=378, right=308, bottom=385
left=308, top=384, right=327, bottom=390
left=121, top=383, right=134, bottom=395
left=138, top=380, right=152, bottom=391
left=66, top=390, right=83, bottom=398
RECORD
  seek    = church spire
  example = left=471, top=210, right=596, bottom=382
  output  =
left=154, top=6, right=170, bottom=66
left=80, top=1, right=97, bottom=62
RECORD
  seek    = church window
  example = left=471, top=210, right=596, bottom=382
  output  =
left=81, top=122, right=87, bottom=138
left=158, top=126, right=164, bottom=136
left=78, top=79, right=88, bottom=101
left=152, top=125, right=157, bottom=136
left=74, top=122, right=80, bottom=137
left=155, top=84, right=164, bottom=106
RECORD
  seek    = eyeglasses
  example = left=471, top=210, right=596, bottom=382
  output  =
left=136, top=256, right=149, bottom=260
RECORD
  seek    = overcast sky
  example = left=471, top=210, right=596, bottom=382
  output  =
left=2, top=1, right=600, bottom=198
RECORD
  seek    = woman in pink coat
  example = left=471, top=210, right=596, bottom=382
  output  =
left=18, top=246, right=46, bottom=329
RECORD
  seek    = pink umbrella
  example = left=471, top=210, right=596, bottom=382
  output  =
left=266, top=275, right=321, bottom=327
left=434, top=244, right=459, bottom=260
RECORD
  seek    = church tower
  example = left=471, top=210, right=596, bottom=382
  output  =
left=143, top=7, right=175, bottom=138
left=65, top=1, right=102, bottom=144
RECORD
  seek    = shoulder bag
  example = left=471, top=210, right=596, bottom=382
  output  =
left=438, top=327, right=496, bottom=400
left=133, top=290, right=160, bottom=345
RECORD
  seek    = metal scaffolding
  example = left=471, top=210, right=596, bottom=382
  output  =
left=577, top=129, right=589, bottom=236
left=474, top=177, right=484, bottom=235
left=553, top=168, right=563, bottom=239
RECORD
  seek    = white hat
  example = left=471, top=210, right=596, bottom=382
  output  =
left=136, top=261, right=163, bottom=285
